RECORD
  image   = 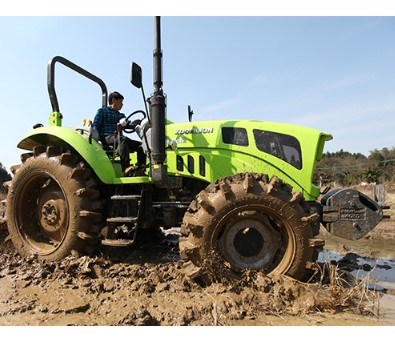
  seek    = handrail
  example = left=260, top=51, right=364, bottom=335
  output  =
left=47, top=56, right=108, bottom=113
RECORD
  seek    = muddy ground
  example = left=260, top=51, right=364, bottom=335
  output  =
left=0, top=185, right=394, bottom=326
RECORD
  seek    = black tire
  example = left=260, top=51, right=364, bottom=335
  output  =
left=180, top=173, right=321, bottom=285
left=6, top=146, right=103, bottom=261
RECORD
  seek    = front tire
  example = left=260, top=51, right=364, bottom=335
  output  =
left=180, top=173, right=320, bottom=285
left=6, top=146, right=103, bottom=261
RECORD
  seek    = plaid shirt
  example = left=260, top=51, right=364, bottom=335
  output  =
left=92, top=106, right=126, bottom=136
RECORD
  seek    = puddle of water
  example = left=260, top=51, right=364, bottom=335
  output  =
left=318, top=249, right=395, bottom=290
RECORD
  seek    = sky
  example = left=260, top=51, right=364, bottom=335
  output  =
left=0, top=2, right=395, bottom=172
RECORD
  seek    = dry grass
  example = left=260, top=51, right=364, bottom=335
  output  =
left=310, top=261, right=380, bottom=317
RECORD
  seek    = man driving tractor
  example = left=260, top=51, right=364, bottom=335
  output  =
left=92, top=91, right=146, bottom=176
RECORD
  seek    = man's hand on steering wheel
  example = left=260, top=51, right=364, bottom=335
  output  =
left=121, top=110, right=146, bottom=134
left=129, top=119, right=142, bottom=129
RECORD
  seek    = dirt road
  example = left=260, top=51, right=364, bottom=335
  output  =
left=0, top=187, right=394, bottom=326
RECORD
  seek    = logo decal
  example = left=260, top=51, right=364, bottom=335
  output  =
left=175, top=128, right=214, bottom=135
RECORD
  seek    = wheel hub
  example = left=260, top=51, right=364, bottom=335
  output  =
left=233, top=227, right=265, bottom=257
left=218, top=216, right=282, bottom=270
left=40, top=199, right=67, bottom=233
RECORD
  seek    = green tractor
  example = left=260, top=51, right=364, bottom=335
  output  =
left=4, top=17, right=383, bottom=284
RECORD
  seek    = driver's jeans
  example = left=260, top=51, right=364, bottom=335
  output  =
left=103, top=135, right=146, bottom=172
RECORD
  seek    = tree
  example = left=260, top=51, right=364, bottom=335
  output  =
left=0, top=163, right=11, bottom=182
left=315, top=147, right=395, bottom=186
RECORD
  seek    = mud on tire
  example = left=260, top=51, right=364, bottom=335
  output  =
left=6, top=146, right=103, bottom=261
left=179, top=173, right=321, bottom=285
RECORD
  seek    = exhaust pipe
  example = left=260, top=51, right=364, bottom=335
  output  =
left=150, top=16, right=168, bottom=185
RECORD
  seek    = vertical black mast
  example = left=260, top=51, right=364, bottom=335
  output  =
left=153, top=16, right=163, bottom=96
left=150, top=16, right=167, bottom=184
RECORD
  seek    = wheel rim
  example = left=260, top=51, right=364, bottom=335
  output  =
left=216, top=205, right=296, bottom=274
left=14, top=173, right=69, bottom=255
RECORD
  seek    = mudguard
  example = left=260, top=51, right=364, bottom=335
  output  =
left=17, top=125, right=119, bottom=184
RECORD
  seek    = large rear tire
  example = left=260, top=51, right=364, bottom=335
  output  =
left=180, top=173, right=321, bottom=285
left=6, top=146, right=103, bottom=261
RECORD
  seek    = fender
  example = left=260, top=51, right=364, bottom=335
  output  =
left=17, top=125, right=118, bottom=184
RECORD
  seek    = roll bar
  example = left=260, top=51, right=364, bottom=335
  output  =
left=47, top=56, right=108, bottom=113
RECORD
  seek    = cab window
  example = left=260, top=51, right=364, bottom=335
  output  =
left=222, top=127, right=249, bottom=146
left=253, top=130, right=302, bottom=169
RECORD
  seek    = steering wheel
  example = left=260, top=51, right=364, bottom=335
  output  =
left=122, top=110, right=147, bottom=134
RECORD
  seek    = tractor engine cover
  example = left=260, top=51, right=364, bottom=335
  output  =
left=320, top=188, right=383, bottom=240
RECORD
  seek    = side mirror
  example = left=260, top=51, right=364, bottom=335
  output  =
left=188, top=105, right=194, bottom=122
left=131, top=62, right=142, bottom=89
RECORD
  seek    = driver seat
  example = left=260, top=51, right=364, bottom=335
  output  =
left=95, top=124, right=122, bottom=161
